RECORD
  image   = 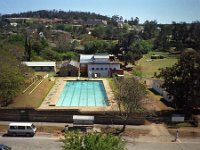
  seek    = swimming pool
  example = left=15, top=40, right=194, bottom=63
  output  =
left=56, top=80, right=109, bottom=106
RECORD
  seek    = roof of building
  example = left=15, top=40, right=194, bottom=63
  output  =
left=9, top=122, right=33, bottom=126
left=94, top=54, right=109, bottom=59
left=80, top=54, right=110, bottom=64
left=23, top=61, right=56, bottom=67
left=80, top=54, right=94, bottom=63
left=73, top=115, right=94, bottom=121
left=70, top=61, right=79, bottom=68
left=125, top=65, right=134, bottom=68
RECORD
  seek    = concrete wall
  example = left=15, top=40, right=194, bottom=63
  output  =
left=0, top=108, right=145, bottom=125
left=59, top=64, right=79, bottom=77
left=31, top=66, right=55, bottom=72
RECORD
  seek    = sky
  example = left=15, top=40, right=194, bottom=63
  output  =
left=0, top=0, right=200, bottom=24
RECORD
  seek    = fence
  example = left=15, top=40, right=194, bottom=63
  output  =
left=0, top=108, right=145, bottom=125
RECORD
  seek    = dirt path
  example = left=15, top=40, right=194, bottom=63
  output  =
left=139, top=123, right=173, bottom=142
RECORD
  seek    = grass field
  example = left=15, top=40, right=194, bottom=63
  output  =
left=136, top=51, right=178, bottom=78
left=8, top=78, right=55, bottom=108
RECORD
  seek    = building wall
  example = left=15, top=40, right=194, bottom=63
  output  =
left=87, top=64, right=120, bottom=77
left=59, top=64, right=79, bottom=77
left=152, top=80, right=164, bottom=95
left=80, top=64, right=88, bottom=76
left=31, top=66, right=55, bottom=72
left=152, top=80, right=173, bottom=102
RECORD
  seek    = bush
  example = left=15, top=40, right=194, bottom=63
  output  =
left=41, top=49, right=62, bottom=61
left=63, top=131, right=126, bottom=150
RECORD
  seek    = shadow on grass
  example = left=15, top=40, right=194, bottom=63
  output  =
left=160, top=98, right=175, bottom=108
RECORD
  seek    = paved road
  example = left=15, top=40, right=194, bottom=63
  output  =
left=0, top=135, right=63, bottom=150
left=0, top=122, right=199, bottom=150
left=126, top=140, right=200, bottom=150
left=1, top=135, right=200, bottom=150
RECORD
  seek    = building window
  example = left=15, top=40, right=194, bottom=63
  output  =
left=105, top=68, right=108, bottom=70
left=92, top=68, right=95, bottom=70
left=96, top=68, right=99, bottom=70
left=101, top=68, right=103, bottom=70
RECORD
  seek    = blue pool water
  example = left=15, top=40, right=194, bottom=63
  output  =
left=56, top=80, right=109, bottom=106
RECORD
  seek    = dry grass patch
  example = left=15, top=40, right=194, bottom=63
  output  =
left=101, top=126, right=149, bottom=138
left=9, top=78, right=55, bottom=108
left=144, top=89, right=173, bottom=111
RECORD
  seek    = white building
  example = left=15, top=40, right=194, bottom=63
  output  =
left=23, top=62, right=56, bottom=72
left=80, top=54, right=122, bottom=77
left=152, top=79, right=173, bottom=102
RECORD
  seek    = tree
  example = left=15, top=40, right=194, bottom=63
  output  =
left=171, top=22, right=188, bottom=51
left=56, top=23, right=65, bottom=30
left=63, top=131, right=126, bottom=150
left=142, top=20, right=158, bottom=40
left=158, top=50, right=200, bottom=111
left=24, top=35, right=32, bottom=61
left=130, top=40, right=153, bottom=54
left=114, top=77, right=146, bottom=133
left=91, top=25, right=106, bottom=39
left=154, top=25, right=172, bottom=50
left=84, top=40, right=115, bottom=54
left=125, top=51, right=134, bottom=64
left=32, top=41, right=43, bottom=55
left=128, top=17, right=139, bottom=26
left=190, top=21, right=200, bottom=50
left=41, top=49, right=62, bottom=61
left=0, top=51, right=25, bottom=106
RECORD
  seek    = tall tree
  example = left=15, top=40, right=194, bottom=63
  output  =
left=154, top=25, right=172, bottom=50
left=190, top=21, right=200, bottom=50
left=158, top=50, right=200, bottom=111
left=0, top=51, right=25, bottom=106
left=114, top=77, right=146, bottom=133
left=142, top=20, right=158, bottom=40
left=24, top=35, right=32, bottom=61
left=128, top=17, right=139, bottom=25
left=171, top=22, right=188, bottom=51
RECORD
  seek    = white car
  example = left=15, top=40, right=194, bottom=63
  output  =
left=7, top=122, right=36, bottom=137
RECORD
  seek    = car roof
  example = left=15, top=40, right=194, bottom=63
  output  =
left=0, top=144, right=9, bottom=147
left=9, top=122, right=33, bottom=126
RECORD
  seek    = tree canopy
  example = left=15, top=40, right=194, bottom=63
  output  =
left=0, top=50, right=26, bottom=106
left=114, top=77, right=146, bottom=132
left=63, top=131, right=126, bottom=150
left=158, top=50, right=200, bottom=111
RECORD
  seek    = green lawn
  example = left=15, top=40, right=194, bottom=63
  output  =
left=136, top=51, right=178, bottom=78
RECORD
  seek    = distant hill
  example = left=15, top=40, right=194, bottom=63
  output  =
left=2, top=10, right=110, bottom=22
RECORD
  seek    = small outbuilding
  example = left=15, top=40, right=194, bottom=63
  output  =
left=59, top=61, right=79, bottom=77
left=124, top=64, right=134, bottom=71
left=73, top=115, right=94, bottom=125
left=23, top=61, right=56, bottom=72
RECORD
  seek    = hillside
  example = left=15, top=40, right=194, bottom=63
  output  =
left=2, top=10, right=110, bottom=22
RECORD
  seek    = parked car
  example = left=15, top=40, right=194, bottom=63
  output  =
left=7, top=122, right=37, bottom=137
left=0, top=144, right=11, bottom=150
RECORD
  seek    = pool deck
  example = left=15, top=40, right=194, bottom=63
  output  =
left=39, top=77, right=118, bottom=112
